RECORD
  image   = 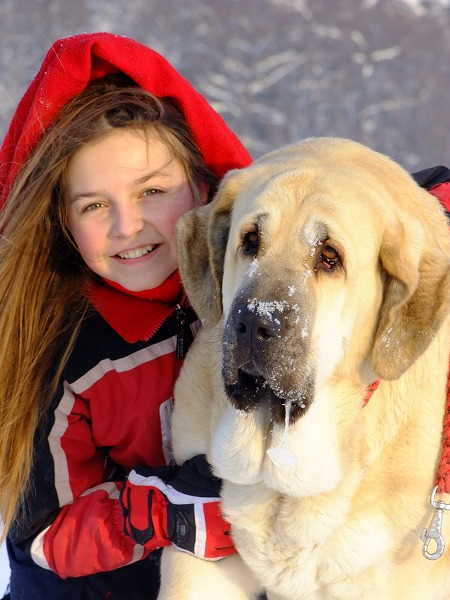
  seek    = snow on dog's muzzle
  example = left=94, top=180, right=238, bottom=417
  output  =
left=222, top=297, right=313, bottom=425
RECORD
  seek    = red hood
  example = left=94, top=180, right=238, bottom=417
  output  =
left=0, top=32, right=252, bottom=206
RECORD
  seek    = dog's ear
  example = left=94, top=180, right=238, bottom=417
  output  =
left=177, top=171, right=241, bottom=325
left=177, top=202, right=216, bottom=322
left=371, top=213, right=450, bottom=380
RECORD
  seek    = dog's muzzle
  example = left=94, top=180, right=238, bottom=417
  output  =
left=222, top=301, right=312, bottom=424
left=234, top=305, right=283, bottom=349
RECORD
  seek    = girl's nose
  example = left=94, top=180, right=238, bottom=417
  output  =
left=111, top=202, right=144, bottom=238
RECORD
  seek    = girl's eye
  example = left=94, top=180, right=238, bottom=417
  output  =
left=143, top=188, right=163, bottom=196
left=82, top=202, right=104, bottom=213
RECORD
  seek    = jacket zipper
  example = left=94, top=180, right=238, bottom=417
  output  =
left=175, top=304, right=187, bottom=359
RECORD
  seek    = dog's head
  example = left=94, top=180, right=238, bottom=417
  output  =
left=179, top=136, right=449, bottom=408
left=177, top=138, right=450, bottom=493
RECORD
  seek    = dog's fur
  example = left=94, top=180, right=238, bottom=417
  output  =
left=158, top=138, right=450, bottom=600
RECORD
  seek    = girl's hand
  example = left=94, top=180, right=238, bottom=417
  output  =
left=119, top=455, right=235, bottom=560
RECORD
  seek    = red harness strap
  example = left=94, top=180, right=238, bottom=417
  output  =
left=435, top=370, right=450, bottom=494
left=363, top=380, right=380, bottom=404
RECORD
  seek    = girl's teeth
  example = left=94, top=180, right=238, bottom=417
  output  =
left=118, top=245, right=155, bottom=259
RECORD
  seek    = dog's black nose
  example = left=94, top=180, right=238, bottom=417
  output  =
left=234, top=305, right=283, bottom=348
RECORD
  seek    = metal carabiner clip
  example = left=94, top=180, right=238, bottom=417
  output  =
left=420, top=485, right=450, bottom=560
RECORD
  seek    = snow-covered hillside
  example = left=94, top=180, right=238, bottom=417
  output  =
left=1, top=0, right=450, bottom=171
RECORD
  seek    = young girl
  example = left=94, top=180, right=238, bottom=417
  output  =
left=0, top=32, right=252, bottom=599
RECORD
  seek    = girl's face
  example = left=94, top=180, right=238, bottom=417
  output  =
left=66, top=129, right=206, bottom=291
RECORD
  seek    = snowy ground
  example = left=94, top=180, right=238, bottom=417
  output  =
left=0, top=541, right=9, bottom=595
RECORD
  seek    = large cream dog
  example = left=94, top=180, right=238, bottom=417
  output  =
left=158, top=138, right=450, bottom=600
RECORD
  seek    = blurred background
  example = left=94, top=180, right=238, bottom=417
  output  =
left=1, top=0, right=450, bottom=172
left=0, top=0, right=450, bottom=593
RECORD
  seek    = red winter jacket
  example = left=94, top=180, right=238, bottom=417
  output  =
left=9, top=280, right=197, bottom=569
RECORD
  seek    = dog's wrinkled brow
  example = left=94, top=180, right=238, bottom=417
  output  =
left=301, top=221, right=328, bottom=249
left=240, top=212, right=268, bottom=234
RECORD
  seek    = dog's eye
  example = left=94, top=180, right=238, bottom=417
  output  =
left=316, top=245, right=340, bottom=271
left=242, top=230, right=259, bottom=256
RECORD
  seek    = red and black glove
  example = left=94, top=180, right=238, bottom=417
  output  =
left=119, top=454, right=235, bottom=560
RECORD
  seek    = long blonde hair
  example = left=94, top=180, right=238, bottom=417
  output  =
left=0, top=74, right=218, bottom=541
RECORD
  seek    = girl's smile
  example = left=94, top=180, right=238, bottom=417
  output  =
left=116, top=243, right=158, bottom=260
left=66, top=129, right=206, bottom=291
